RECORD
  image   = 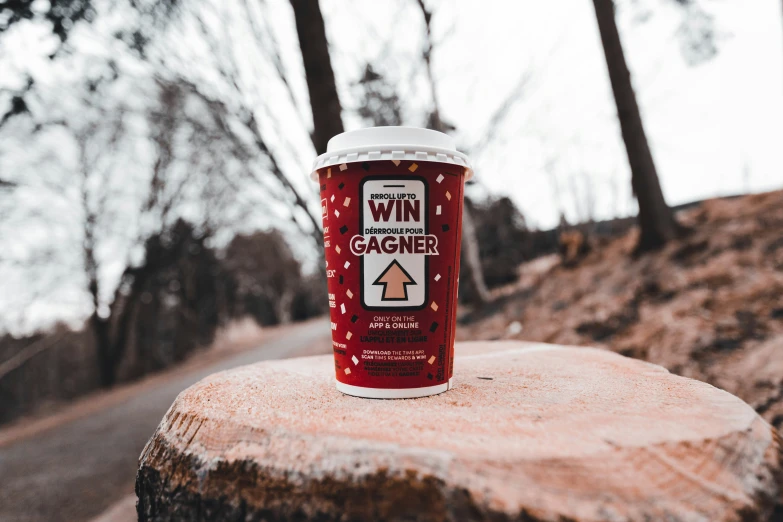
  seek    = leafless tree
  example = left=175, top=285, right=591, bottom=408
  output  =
left=159, top=1, right=325, bottom=247
left=592, top=0, right=683, bottom=252
left=73, top=78, right=229, bottom=385
left=289, top=0, right=345, bottom=155
left=0, top=64, right=276, bottom=385
left=413, top=0, right=490, bottom=304
left=95, top=79, right=221, bottom=384
left=75, top=116, right=124, bottom=386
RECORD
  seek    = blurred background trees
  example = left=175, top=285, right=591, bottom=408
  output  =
left=222, top=230, right=303, bottom=326
left=1, top=0, right=781, bottom=424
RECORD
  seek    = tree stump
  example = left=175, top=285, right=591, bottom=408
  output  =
left=136, top=342, right=782, bottom=522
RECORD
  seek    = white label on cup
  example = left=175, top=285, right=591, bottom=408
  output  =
left=351, top=177, right=437, bottom=309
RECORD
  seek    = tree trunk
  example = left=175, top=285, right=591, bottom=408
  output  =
left=83, top=206, right=118, bottom=387
left=290, top=0, right=344, bottom=155
left=90, top=313, right=115, bottom=387
left=592, top=0, right=681, bottom=252
left=111, top=265, right=156, bottom=377
left=275, top=289, right=295, bottom=325
left=413, top=0, right=490, bottom=305
left=461, top=204, right=491, bottom=303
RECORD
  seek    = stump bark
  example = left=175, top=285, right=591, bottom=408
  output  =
left=136, top=342, right=782, bottom=522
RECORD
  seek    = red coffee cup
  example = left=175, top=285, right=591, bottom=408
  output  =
left=311, top=127, right=472, bottom=398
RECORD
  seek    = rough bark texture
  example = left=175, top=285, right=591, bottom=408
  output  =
left=592, top=0, right=681, bottom=252
left=290, top=0, right=344, bottom=155
left=137, top=342, right=783, bottom=522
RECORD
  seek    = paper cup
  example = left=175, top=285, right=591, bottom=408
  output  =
left=311, top=127, right=472, bottom=398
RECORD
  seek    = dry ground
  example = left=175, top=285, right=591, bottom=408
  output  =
left=459, top=190, right=783, bottom=430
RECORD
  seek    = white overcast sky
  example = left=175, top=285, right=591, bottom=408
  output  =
left=3, top=0, right=781, bottom=230
left=324, top=0, right=783, bottom=228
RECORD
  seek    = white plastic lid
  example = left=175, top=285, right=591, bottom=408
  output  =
left=311, top=126, right=473, bottom=180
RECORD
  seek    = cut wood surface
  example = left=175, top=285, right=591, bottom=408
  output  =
left=136, top=342, right=782, bottom=522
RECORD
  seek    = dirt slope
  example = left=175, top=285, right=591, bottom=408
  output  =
left=459, top=190, right=783, bottom=429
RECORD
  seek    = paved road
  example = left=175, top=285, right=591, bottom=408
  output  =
left=0, top=319, right=331, bottom=522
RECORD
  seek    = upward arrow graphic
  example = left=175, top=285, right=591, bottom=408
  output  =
left=373, top=259, right=416, bottom=301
